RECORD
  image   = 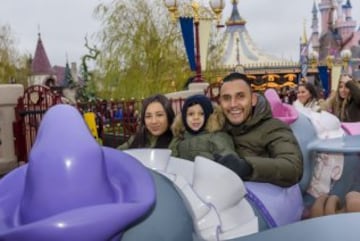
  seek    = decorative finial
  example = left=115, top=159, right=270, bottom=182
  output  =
left=163, top=0, right=179, bottom=23
left=191, top=0, right=200, bottom=23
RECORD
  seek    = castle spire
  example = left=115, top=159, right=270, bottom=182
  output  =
left=301, top=20, right=308, bottom=45
left=311, top=0, right=319, bottom=33
left=345, top=0, right=352, bottom=8
left=62, top=60, right=74, bottom=88
left=342, top=0, right=353, bottom=21
left=31, top=33, right=53, bottom=75
left=312, top=0, right=317, bottom=13
left=328, top=0, right=336, bottom=31
left=318, top=0, right=333, bottom=35
left=310, top=1, right=320, bottom=53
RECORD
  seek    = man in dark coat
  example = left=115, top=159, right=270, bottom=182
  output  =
left=217, top=72, right=303, bottom=187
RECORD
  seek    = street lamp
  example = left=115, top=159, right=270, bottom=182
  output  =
left=163, top=0, right=179, bottom=22
left=163, top=0, right=225, bottom=83
left=326, top=54, right=335, bottom=92
left=209, top=0, right=226, bottom=27
left=340, top=49, right=352, bottom=74
left=308, top=51, right=319, bottom=69
left=326, top=55, right=335, bottom=69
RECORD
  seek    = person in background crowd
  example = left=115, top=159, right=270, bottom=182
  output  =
left=218, top=72, right=303, bottom=187
left=114, top=105, right=123, bottom=121
left=117, top=94, right=175, bottom=149
left=293, top=81, right=322, bottom=112
left=170, top=94, right=238, bottom=161
left=323, top=74, right=360, bottom=122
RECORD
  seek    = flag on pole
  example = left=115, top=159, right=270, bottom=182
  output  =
left=299, top=43, right=308, bottom=82
left=199, top=19, right=211, bottom=71
left=318, top=66, right=329, bottom=98
left=331, top=64, right=342, bottom=91
left=179, top=17, right=196, bottom=71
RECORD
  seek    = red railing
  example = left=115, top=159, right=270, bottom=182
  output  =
left=13, top=84, right=221, bottom=163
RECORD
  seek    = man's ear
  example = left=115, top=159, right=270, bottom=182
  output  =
left=251, top=92, right=258, bottom=107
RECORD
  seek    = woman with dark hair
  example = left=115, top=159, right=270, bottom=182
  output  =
left=118, top=94, right=175, bottom=149
left=293, top=81, right=321, bottom=112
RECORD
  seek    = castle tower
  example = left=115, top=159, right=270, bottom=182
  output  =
left=28, top=33, right=55, bottom=86
left=62, top=61, right=74, bottom=88
left=318, top=0, right=333, bottom=35
left=343, top=0, right=352, bottom=20
left=335, top=0, right=343, bottom=24
left=337, top=0, right=357, bottom=48
left=310, top=1, right=320, bottom=53
left=300, top=21, right=309, bottom=57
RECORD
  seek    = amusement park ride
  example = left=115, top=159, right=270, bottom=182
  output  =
left=1, top=90, right=360, bottom=241
left=1, top=0, right=360, bottom=239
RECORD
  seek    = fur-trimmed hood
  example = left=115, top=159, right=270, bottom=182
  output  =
left=171, top=105, right=225, bottom=138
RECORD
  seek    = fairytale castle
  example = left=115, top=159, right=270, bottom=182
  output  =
left=306, top=0, right=360, bottom=74
left=308, top=0, right=360, bottom=60
left=221, top=0, right=360, bottom=69
left=219, top=0, right=360, bottom=92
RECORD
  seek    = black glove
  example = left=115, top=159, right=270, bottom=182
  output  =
left=214, top=154, right=253, bottom=179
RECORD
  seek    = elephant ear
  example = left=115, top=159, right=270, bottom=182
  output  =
left=21, top=104, right=114, bottom=224
left=264, top=88, right=298, bottom=125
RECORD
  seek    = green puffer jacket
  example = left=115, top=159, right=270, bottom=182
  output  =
left=170, top=106, right=238, bottom=161
left=224, top=94, right=303, bottom=187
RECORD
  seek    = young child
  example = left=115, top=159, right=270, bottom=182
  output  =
left=170, top=94, right=242, bottom=163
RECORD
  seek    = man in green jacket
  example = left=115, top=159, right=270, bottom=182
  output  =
left=217, top=72, right=303, bottom=187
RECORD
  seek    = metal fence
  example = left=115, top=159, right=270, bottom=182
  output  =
left=13, top=82, right=296, bottom=164
left=13, top=85, right=194, bottom=163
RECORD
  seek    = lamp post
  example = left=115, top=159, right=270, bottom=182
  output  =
left=340, top=49, right=352, bottom=74
left=163, top=0, right=225, bottom=83
left=326, top=55, right=334, bottom=92
left=326, top=55, right=334, bottom=69
left=308, top=51, right=319, bottom=69
left=192, top=1, right=202, bottom=82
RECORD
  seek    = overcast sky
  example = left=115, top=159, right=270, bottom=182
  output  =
left=1, top=0, right=359, bottom=67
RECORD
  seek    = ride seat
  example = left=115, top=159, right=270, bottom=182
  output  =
left=341, top=122, right=360, bottom=135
